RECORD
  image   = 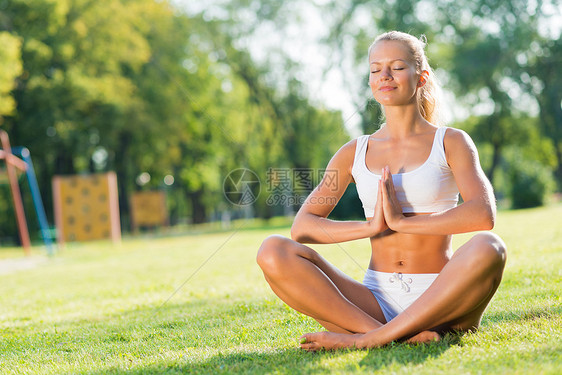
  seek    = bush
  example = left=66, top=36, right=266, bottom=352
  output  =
left=329, top=184, right=364, bottom=220
left=508, top=158, right=556, bottom=209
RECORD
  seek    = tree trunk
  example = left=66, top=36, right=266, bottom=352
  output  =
left=114, top=132, right=132, bottom=232
left=54, top=148, right=75, bottom=175
left=189, top=189, right=207, bottom=224
left=486, top=142, right=501, bottom=185
left=555, top=145, right=562, bottom=191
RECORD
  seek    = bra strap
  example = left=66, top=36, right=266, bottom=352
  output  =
left=352, top=135, right=369, bottom=172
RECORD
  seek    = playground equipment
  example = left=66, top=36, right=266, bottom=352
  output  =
left=52, top=172, right=121, bottom=245
left=0, top=130, right=54, bottom=255
left=130, top=190, right=168, bottom=231
left=0, top=130, right=30, bottom=254
left=12, top=147, right=55, bottom=255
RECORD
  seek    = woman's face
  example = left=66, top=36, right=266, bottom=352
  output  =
left=368, top=40, right=420, bottom=107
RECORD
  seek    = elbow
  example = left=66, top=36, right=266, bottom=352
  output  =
left=479, top=206, right=496, bottom=231
left=481, top=214, right=495, bottom=231
left=290, top=217, right=315, bottom=243
left=290, top=223, right=307, bottom=243
left=466, top=197, right=495, bottom=231
left=291, top=225, right=310, bottom=243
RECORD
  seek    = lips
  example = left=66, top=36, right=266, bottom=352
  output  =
left=379, top=86, right=396, bottom=92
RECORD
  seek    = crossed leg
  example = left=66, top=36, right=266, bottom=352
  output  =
left=298, top=232, right=507, bottom=350
left=258, top=232, right=507, bottom=350
left=256, top=234, right=386, bottom=334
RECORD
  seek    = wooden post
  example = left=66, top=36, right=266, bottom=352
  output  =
left=0, top=130, right=31, bottom=255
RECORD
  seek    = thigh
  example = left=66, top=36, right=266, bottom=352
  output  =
left=294, top=241, right=386, bottom=323
left=439, top=232, right=506, bottom=331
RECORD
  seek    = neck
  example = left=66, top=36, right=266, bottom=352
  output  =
left=382, top=104, right=428, bottom=138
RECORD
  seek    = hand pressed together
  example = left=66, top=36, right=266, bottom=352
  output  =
left=380, top=166, right=405, bottom=231
left=367, top=174, right=389, bottom=236
left=368, top=166, right=405, bottom=235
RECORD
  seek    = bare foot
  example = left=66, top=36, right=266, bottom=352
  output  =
left=300, top=332, right=363, bottom=351
left=405, top=330, right=441, bottom=344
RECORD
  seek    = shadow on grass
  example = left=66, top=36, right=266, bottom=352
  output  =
left=358, top=333, right=461, bottom=370
left=91, top=334, right=461, bottom=375
left=93, top=349, right=320, bottom=374
left=3, top=294, right=467, bottom=374
left=483, top=304, right=562, bottom=324
left=2, top=293, right=464, bottom=374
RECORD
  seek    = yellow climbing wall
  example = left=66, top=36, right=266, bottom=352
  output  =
left=53, top=172, right=121, bottom=243
left=130, top=191, right=168, bottom=230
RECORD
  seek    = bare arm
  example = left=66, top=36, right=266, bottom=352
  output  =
left=291, top=140, right=387, bottom=244
left=381, top=128, right=496, bottom=235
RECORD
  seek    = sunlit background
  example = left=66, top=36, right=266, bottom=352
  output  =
left=0, top=0, right=561, bottom=246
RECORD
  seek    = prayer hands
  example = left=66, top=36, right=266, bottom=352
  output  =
left=368, top=176, right=389, bottom=235
left=380, top=166, right=404, bottom=231
left=368, top=166, right=404, bottom=234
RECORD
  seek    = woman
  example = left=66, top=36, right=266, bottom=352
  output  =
left=256, top=31, right=507, bottom=350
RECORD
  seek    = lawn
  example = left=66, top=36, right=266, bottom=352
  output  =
left=0, top=205, right=560, bottom=374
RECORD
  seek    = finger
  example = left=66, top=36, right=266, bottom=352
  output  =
left=381, top=168, right=390, bottom=198
left=380, top=173, right=400, bottom=219
left=383, top=166, right=393, bottom=190
left=380, top=175, right=389, bottom=203
left=382, top=167, right=399, bottom=204
left=376, top=179, right=384, bottom=208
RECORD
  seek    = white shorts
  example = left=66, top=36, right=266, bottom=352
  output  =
left=363, top=269, right=439, bottom=322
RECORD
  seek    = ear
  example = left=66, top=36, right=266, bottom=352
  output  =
left=417, top=70, right=429, bottom=88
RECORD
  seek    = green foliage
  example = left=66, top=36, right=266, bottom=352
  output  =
left=507, top=156, right=556, bottom=209
left=2, top=0, right=559, bottom=242
left=329, top=184, right=364, bottom=220
left=0, top=31, right=22, bottom=118
left=0, top=0, right=350, bottom=235
left=458, top=115, right=557, bottom=207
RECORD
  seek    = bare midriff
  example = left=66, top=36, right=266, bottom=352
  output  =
left=367, top=213, right=452, bottom=274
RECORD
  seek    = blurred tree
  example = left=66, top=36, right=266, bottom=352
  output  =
left=2, top=0, right=153, bottom=231
left=434, top=0, right=557, bottom=185
left=0, top=31, right=22, bottom=120
left=0, top=0, right=221, bottom=227
left=524, top=36, right=562, bottom=188
left=189, top=5, right=349, bottom=217
left=0, top=0, right=351, bottom=238
left=113, top=4, right=227, bottom=225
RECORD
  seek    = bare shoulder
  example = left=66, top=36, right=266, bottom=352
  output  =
left=327, top=138, right=359, bottom=174
left=444, top=127, right=474, bottom=146
left=333, top=138, right=358, bottom=159
left=443, top=127, right=478, bottom=162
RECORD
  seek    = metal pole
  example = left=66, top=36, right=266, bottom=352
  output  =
left=12, top=147, right=55, bottom=255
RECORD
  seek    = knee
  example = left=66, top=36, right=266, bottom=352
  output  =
left=470, top=232, right=507, bottom=270
left=256, top=234, right=293, bottom=273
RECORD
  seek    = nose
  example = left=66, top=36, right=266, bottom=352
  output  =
left=380, top=67, right=392, bottom=81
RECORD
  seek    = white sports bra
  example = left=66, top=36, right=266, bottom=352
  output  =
left=351, top=127, right=459, bottom=218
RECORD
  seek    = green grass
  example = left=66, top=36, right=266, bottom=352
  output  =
left=1, top=205, right=561, bottom=374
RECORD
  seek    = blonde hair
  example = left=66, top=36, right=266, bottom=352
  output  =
left=368, top=31, right=442, bottom=125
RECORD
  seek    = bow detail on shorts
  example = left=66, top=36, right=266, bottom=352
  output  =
left=389, top=272, right=413, bottom=292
